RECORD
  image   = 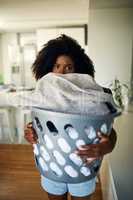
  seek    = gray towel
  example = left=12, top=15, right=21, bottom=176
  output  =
left=1, top=73, right=117, bottom=115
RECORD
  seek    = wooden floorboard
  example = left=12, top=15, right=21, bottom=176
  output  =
left=0, top=144, right=103, bottom=200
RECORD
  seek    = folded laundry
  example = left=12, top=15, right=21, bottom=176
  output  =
left=0, top=73, right=118, bottom=116
left=13, top=73, right=117, bottom=115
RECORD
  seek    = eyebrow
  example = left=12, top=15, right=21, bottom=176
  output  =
left=55, top=63, right=73, bottom=65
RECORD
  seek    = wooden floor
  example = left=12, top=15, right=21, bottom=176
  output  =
left=0, top=144, right=103, bottom=200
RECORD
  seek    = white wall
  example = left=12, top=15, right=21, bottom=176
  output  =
left=0, top=34, right=3, bottom=75
left=36, top=27, right=86, bottom=51
left=1, top=33, right=18, bottom=84
left=88, top=8, right=133, bottom=86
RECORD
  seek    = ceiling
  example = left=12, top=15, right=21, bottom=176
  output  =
left=0, top=0, right=89, bottom=32
left=0, top=0, right=133, bottom=32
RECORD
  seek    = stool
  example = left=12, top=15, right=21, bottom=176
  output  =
left=16, top=107, right=31, bottom=144
left=0, top=107, right=15, bottom=143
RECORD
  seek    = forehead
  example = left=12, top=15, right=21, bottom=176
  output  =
left=55, top=55, right=74, bottom=64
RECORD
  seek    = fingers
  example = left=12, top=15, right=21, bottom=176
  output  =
left=24, top=123, right=38, bottom=144
left=75, top=142, right=104, bottom=158
left=79, top=155, right=97, bottom=165
left=24, top=130, right=38, bottom=144
left=26, top=122, right=35, bottom=129
left=97, top=131, right=109, bottom=142
left=85, top=156, right=103, bottom=165
left=27, top=122, right=33, bottom=128
left=85, top=157, right=97, bottom=165
left=75, top=139, right=111, bottom=158
left=73, top=130, right=112, bottom=161
left=24, top=131, right=37, bottom=144
left=75, top=147, right=101, bottom=158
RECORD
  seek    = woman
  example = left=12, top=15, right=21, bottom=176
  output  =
left=24, top=34, right=117, bottom=200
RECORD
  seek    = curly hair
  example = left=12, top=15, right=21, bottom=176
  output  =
left=32, top=34, right=95, bottom=80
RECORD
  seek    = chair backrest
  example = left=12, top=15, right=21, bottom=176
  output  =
left=32, top=107, right=119, bottom=183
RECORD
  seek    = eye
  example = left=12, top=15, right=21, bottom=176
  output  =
left=54, top=64, right=60, bottom=69
left=65, top=65, right=74, bottom=72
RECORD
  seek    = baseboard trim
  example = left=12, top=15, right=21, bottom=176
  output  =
left=100, top=157, right=118, bottom=200
left=108, top=162, right=118, bottom=200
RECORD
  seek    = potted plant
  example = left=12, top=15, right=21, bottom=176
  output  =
left=109, top=78, right=129, bottom=110
left=0, top=74, right=4, bottom=85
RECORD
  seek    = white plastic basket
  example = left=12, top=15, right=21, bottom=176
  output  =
left=32, top=107, right=120, bottom=183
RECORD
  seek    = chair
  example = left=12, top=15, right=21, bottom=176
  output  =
left=16, top=107, right=32, bottom=144
left=0, top=107, right=16, bottom=143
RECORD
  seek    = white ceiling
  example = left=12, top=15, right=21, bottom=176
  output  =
left=0, top=0, right=89, bottom=32
left=0, top=0, right=132, bottom=32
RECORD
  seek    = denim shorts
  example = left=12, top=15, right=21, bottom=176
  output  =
left=41, top=176, right=96, bottom=197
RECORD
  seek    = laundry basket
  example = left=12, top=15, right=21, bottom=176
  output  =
left=32, top=107, right=120, bottom=183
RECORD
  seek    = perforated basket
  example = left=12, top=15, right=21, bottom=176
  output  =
left=32, top=107, right=120, bottom=183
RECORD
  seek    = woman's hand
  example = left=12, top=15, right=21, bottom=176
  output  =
left=24, top=122, right=38, bottom=144
left=75, top=128, right=117, bottom=164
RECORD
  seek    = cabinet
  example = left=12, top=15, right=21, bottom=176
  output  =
left=109, top=106, right=133, bottom=200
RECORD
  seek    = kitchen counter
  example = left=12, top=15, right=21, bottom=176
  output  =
left=109, top=104, right=133, bottom=200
